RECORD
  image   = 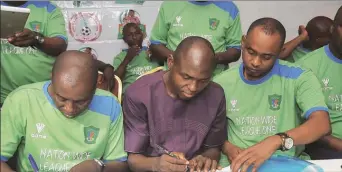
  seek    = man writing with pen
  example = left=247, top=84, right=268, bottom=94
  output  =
left=123, top=36, right=227, bottom=172
left=1, top=51, right=129, bottom=172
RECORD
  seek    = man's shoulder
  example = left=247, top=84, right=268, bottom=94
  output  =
left=212, top=1, right=239, bottom=19
left=205, top=81, right=225, bottom=96
left=213, top=64, right=240, bottom=85
left=115, top=51, right=127, bottom=59
left=161, top=1, right=188, bottom=9
left=274, top=60, right=308, bottom=80
left=8, top=81, right=46, bottom=99
left=126, top=71, right=163, bottom=95
left=89, top=89, right=122, bottom=123
left=298, top=46, right=326, bottom=64
left=27, top=1, right=60, bottom=13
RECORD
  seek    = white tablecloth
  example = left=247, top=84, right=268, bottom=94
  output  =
left=217, top=159, right=342, bottom=172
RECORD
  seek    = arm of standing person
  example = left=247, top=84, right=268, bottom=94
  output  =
left=279, top=25, right=309, bottom=60
left=149, top=2, right=173, bottom=64
left=215, top=3, right=242, bottom=65
left=7, top=5, right=67, bottom=57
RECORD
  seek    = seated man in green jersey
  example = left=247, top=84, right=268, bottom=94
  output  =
left=213, top=18, right=331, bottom=172
left=149, top=1, right=242, bottom=76
left=278, top=16, right=333, bottom=62
left=0, top=51, right=128, bottom=172
left=113, top=23, right=159, bottom=92
left=298, top=6, right=342, bottom=159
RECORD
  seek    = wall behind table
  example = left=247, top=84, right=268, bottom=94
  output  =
left=56, top=1, right=341, bottom=66
left=56, top=1, right=162, bottom=64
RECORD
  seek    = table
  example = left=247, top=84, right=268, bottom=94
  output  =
left=216, top=159, right=342, bottom=172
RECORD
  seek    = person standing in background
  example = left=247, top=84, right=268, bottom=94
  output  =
left=150, top=1, right=242, bottom=76
left=0, top=1, right=115, bottom=107
left=279, top=16, right=333, bottom=62
left=298, top=6, right=342, bottom=159
left=0, top=1, right=67, bottom=107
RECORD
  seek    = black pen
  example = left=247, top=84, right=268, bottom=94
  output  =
left=154, top=144, right=177, bottom=158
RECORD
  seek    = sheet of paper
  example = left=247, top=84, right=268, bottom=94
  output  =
left=213, top=159, right=342, bottom=172
left=308, top=159, right=342, bottom=172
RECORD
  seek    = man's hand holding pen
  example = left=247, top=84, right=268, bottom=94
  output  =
left=155, top=152, right=189, bottom=172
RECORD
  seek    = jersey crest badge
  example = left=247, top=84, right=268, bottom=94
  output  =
left=30, top=21, right=42, bottom=32
left=84, top=126, right=100, bottom=144
left=209, top=18, right=220, bottom=30
left=268, top=94, right=282, bottom=111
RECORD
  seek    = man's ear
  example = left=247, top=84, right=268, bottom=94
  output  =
left=241, top=35, right=246, bottom=48
left=167, top=54, right=174, bottom=70
left=330, top=25, right=334, bottom=34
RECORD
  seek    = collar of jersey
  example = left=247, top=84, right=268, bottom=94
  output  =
left=324, top=45, right=342, bottom=64
left=188, top=1, right=213, bottom=5
left=122, top=46, right=148, bottom=53
left=239, top=59, right=279, bottom=85
left=43, top=81, right=57, bottom=108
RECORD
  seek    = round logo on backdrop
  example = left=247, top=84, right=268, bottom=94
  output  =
left=69, top=12, right=102, bottom=42
left=79, top=47, right=98, bottom=60
left=119, top=9, right=141, bottom=25
left=117, top=9, right=146, bottom=39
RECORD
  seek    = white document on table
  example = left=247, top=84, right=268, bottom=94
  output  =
left=213, top=159, right=342, bottom=172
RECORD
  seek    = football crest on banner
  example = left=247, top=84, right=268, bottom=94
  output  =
left=69, top=12, right=102, bottom=42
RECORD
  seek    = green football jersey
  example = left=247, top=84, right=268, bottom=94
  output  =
left=1, top=1, right=67, bottom=104
left=113, top=47, right=159, bottom=92
left=285, top=45, right=311, bottom=63
left=213, top=59, right=328, bottom=167
left=150, top=1, right=242, bottom=76
left=297, top=45, right=342, bottom=139
left=1, top=81, right=127, bottom=172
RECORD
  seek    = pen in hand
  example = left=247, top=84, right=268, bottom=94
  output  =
left=154, top=144, right=190, bottom=172
left=154, top=144, right=177, bottom=158
left=28, top=154, right=39, bottom=172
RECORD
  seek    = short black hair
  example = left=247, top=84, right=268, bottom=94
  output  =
left=173, top=36, right=216, bottom=66
left=306, top=16, right=333, bottom=38
left=334, top=6, right=342, bottom=25
left=52, top=50, right=98, bottom=88
left=122, top=23, right=140, bottom=34
left=247, top=17, right=286, bottom=46
left=174, top=36, right=215, bottom=62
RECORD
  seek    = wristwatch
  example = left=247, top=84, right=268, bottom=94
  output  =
left=276, top=132, right=294, bottom=151
left=34, top=32, right=45, bottom=45
left=94, top=159, right=106, bottom=172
